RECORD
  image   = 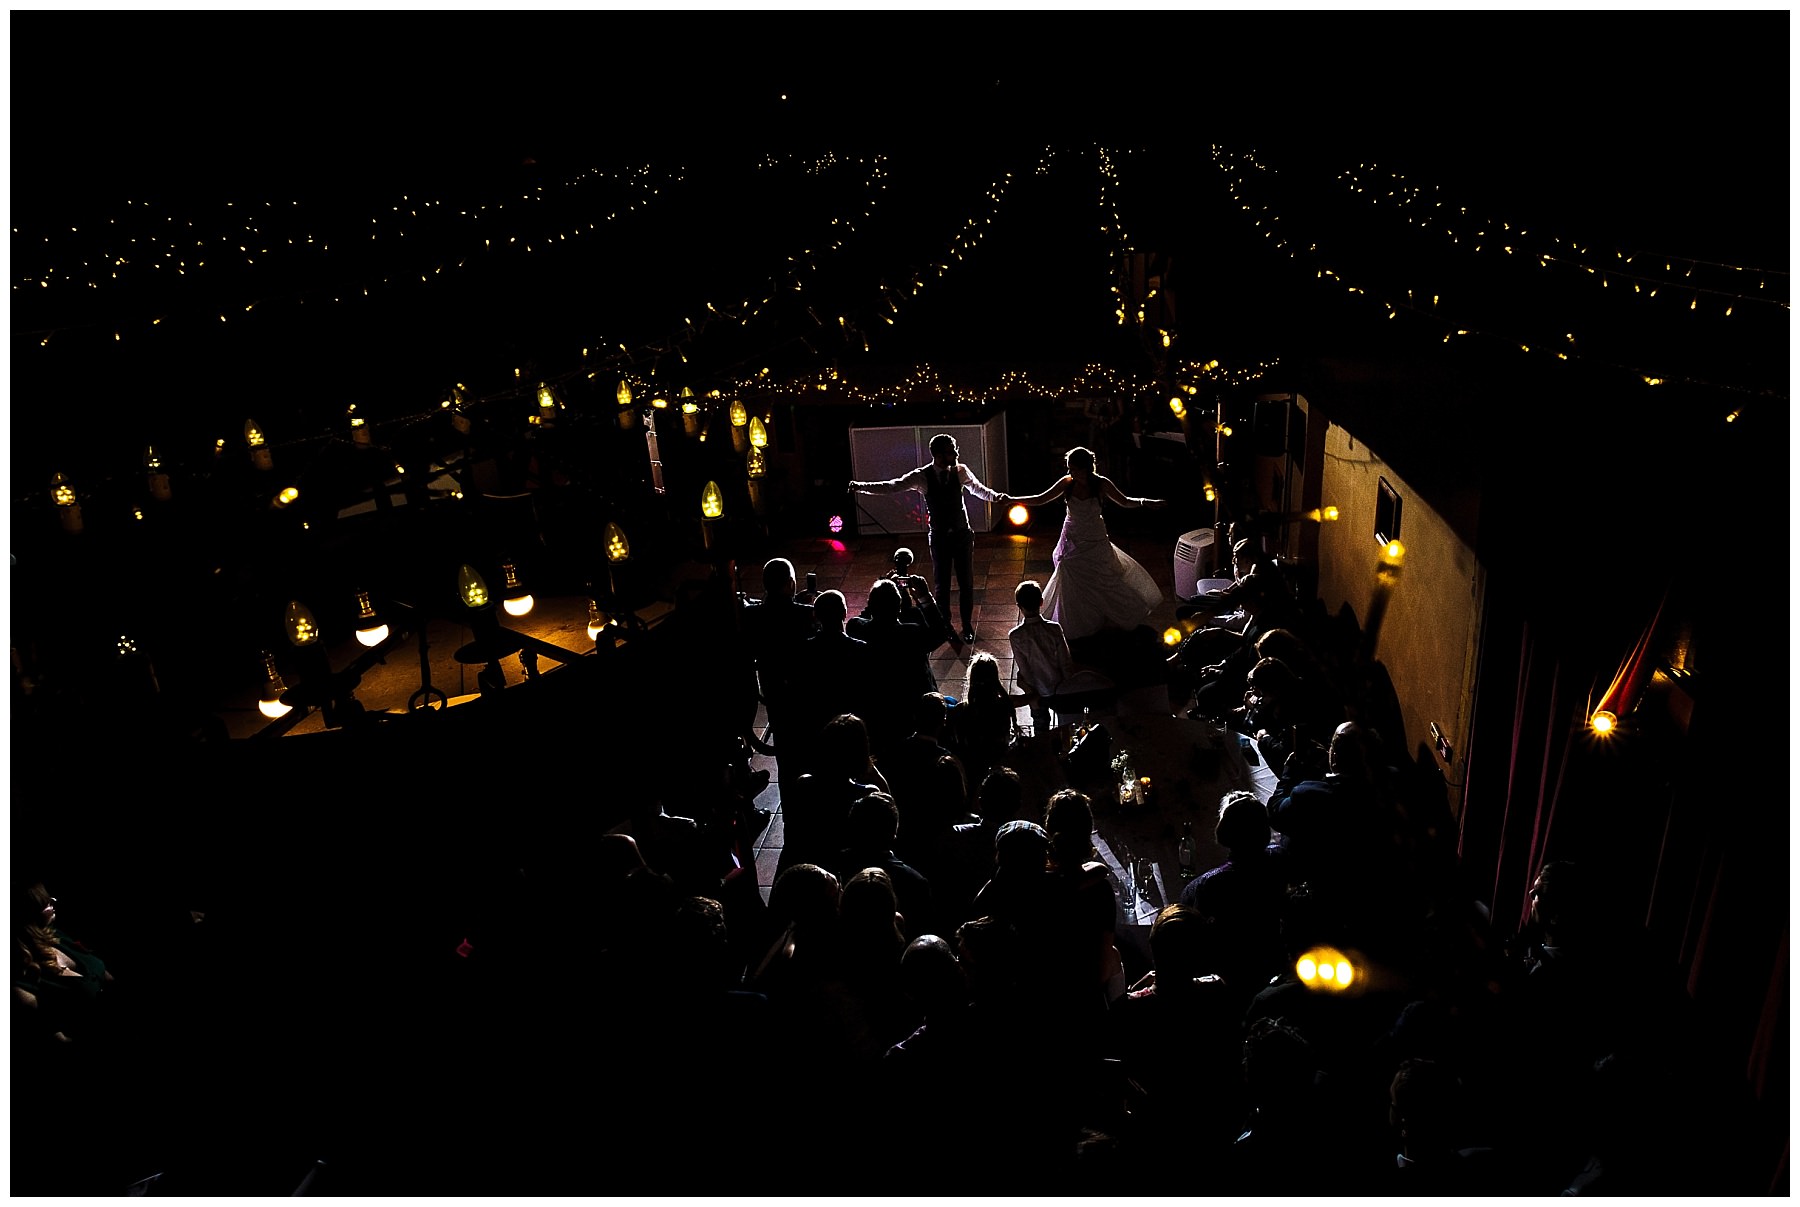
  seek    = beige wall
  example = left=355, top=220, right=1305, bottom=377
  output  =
left=1310, top=420, right=1482, bottom=804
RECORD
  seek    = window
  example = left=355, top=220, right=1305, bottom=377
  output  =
left=1375, top=477, right=1402, bottom=546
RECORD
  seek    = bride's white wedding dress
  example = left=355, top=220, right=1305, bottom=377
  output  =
left=1040, top=494, right=1163, bottom=640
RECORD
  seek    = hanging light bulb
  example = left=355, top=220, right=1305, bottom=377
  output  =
left=349, top=402, right=371, bottom=445
left=458, top=563, right=492, bottom=609
left=1590, top=710, right=1618, bottom=736
left=1168, top=397, right=1187, bottom=419
left=500, top=559, right=535, bottom=617
left=586, top=592, right=607, bottom=642
left=449, top=384, right=473, bottom=435
left=49, top=471, right=83, bottom=534
left=284, top=600, right=321, bottom=648
left=145, top=445, right=172, bottom=501
left=604, top=521, right=631, bottom=563
left=746, top=447, right=769, bottom=517
left=748, top=416, right=769, bottom=448
left=245, top=417, right=272, bottom=470
left=616, top=379, right=637, bottom=431
left=536, top=382, right=559, bottom=427
left=701, top=480, right=724, bottom=547
left=257, top=651, right=293, bottom=719
left=681, top=398, right=701, bottom=438
left=353, top=590, right=389, bottom=648
left=729, top=399, right=750, bottom=453
left=650, top=395, right=669, bottom=410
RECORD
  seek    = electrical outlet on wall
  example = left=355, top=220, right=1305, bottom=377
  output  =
left=1429, top=721, right=1452, bottom=762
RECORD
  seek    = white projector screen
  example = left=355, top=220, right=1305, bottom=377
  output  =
left=849, top=415, right=1009, bottom=535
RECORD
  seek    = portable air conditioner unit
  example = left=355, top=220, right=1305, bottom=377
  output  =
left=1173, top=527, right=1216, bottom=599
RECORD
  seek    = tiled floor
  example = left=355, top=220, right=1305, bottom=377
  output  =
left=747, top=527, right=1187, bottom=901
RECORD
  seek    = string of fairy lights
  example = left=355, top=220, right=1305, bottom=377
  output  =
left=1209, top=143, right=1783, bottom=412
left=11, top=135, right=1282, bottom=513
left=1334, top=162, right=1786, bottom=315
left=19, top=132, right=1774, bottom=517
left=15, top=163, right=685, bottom=342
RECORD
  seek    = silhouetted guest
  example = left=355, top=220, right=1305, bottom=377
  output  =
left=1179, top=789, right=1290, bottom=1001
left=778, top=713, right=888, bottom=876
left=1007, top=577, right=1115, bottom=732
left=827, top=791, right=936, bottom=942
left=1105, top=905, right=1245, bottom=1170
left=846, top=578, right=939, bottom=758
left=787, top=590, right=873, bottom=773
left=949, top=651, right=1030, bottom=788
left=1382, top=1057, right=1509, bottom=1195
left=740, top=556, right=817, bottom=784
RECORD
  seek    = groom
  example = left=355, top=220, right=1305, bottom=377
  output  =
left=850, top=432, right=1004, bottom=644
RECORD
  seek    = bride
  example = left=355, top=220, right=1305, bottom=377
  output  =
left=1004, top=447, right=1168, bottom=640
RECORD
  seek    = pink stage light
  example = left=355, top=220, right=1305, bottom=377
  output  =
left=827, top=514, right=844, bottom=533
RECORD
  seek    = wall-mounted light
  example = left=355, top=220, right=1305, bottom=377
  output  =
left=1590, top=709, right=1618, bottom=736
left=1296, top=946, right=1358, bottom=992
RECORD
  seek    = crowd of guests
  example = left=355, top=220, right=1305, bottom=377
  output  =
left=12, top=524, right=1748, bottom=1195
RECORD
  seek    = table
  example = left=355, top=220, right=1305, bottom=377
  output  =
left=1013, top=712, right=1276, bottom=970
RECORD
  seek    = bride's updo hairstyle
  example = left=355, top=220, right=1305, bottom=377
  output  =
left=1065, top=447, right=1096, bottom=475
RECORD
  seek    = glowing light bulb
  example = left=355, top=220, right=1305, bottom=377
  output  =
left=257, top=651, right=292, bottom=719
left=729, top=400, right=748, bottom=427
left=748, top=416, right=769, bottom=448
left=604, top=521, right=631, bottom=563
left=245, top=417, right=272, bottom=468
left=458, top=564, right=491, bottom=609
left=1591, top=710, right=1617, bottom=735
left=616, top=380, right=633, bottom=407
left=700, top=481, right=725, bottom=519
left=500, top=560, right=534, bottom=617
left=1296, top=957, right=1318, bottom=983
left=747, top=445, right=768, bottom=479
left=284, top=600, right=320, bottom=647
left=353, top=590, right=389, bottom=647
left=1007, top=504, right=1030, bottom=527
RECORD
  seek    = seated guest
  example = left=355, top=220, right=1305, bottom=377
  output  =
left=827, top=791, right=936, bottom=941
left=1007, top=579, right=1115, bottom=733
left=1105, top=905, right=1244, bottom=1169
left=1179, top=790, right=1290, bottom=1001
left=779, top=713, right=888, bottom=876
left=949, top=652, right=1032, bottom=789
left=786, top=590, right=873, bottom=773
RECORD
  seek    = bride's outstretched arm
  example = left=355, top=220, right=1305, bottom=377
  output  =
left=1008, top=475, right=1071, bottom=509
left=1099, top=475, right=1167, bottom=509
